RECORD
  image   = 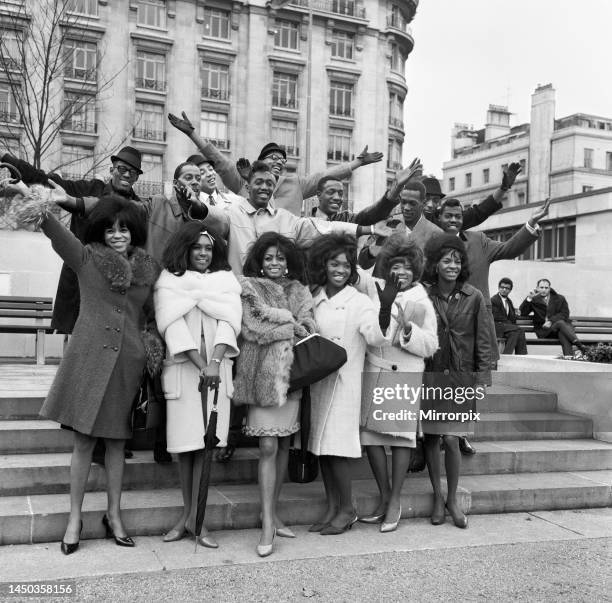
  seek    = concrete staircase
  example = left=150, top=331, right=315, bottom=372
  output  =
left=1, top=365, right=611, bottom=545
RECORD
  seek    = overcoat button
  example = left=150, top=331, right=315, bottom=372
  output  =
left=103, top=345, right=108, bottom=349
left=120, top=290, right=126, bottom=295
left=391, top=364, right=398, bottom=371
left=112, top=346, right=118, bottom=351
left=115, top=328, right=121, bottom=332
left=116, top=308, right=122, bottom=313
left=443, top=369, right=450, bottom=375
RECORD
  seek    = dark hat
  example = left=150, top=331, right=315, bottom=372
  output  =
left=258, top=142, right=286, bottom=161
left=187, top=154, right=215, bottom=169
left=110, top=146, right=143, bottom=174
left=422, top=176, right=445, bottom=199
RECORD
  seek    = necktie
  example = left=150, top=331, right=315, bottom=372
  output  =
left=208, top=194, right=215, bottom=206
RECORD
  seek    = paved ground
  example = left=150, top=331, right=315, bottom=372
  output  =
left=0, top=509, right=610, bottom=602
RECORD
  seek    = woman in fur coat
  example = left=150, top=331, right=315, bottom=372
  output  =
left=154, top=222, right=241, bottom=548
left=306, top=234, right=389, bottom=536
left=233, top=232, right=316, bottom=557
left=17, top=186, right=160, bottom=555
left=357, top=235, right=438, bottom=533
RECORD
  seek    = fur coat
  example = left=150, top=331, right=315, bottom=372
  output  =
left=233, top=277, right=316, bottom=408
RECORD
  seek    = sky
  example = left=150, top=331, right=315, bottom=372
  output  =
left=404, top=0, right=612, bottom=177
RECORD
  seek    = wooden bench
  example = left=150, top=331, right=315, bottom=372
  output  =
left=0, top=296, right=55, bottom=364
left=498, top=316, right=612, bottom=352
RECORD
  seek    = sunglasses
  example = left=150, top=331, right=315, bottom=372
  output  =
left=114, top=165, right=139, bottom=177
left=265, top=154, right=286, bottom=164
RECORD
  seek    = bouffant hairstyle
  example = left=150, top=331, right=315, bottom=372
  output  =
left=161, top=221, right=230, bottom=275
left=84, top=196, right=147, bottom=248
left=247, top=160, right=273, bottom=183
left=242, top=231, right=307, bottom=284
left=377, top=234, right=424, bottom=281
left=307, top=233, right=359, bottom=287
left=422, top=233, right=470, bottom=284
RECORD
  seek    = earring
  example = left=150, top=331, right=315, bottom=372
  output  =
left=284, top=269, right=289, bottom=275
left=260, top=269, right=265, bottom=276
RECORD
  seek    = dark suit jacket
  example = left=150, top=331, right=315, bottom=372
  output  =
left=519, top=288, right=571, bottom=337
left=491, top=293, right=518, bottom=325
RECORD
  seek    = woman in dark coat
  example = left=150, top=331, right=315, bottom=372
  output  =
left=422, top=234, right=491, bottom=529
left=28, top=187, right=159, bottom=554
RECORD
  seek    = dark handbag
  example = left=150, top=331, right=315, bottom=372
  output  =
left=131, top=372, right=162, bottom=432
left=288, top=333, right=347, bottom=393
left=288, top=387, right=319, bottom=483
left=408, top=439, right=426, bottom=473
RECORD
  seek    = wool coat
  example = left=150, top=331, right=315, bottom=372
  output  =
left=519, top=288, right=572, bottom=337
left=360, top=282, right=439, bottom=443
left=233, top=277, right=316, bottom=408
left=38, top=214, right=158, bottom=438
left=308, top=285, right=387, bottom=458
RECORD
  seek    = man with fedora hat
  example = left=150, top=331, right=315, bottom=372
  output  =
left=1, top=146, right=145, bottom=333
left=169, top=111, right=383, bottom=216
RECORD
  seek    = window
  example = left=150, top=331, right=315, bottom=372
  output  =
left=388, top=4, right=407, bottom=29
left=449, top=177, right=455, bottom=192
left=517, top=191, right=526, bottom=205
left=61, top=145, right=94, bottom=179
left=387, top=138, right=402, bottom=170
left=134, top=102, right=165, bottom=141
left=135, top=153, right=163, bottom=197
left=67, top=0, right=98, bottom=16
left=485, top=219, right=576, bottom=261
left=0, top=30, right=22, bottom=70
left=483, top=168, right=490, bottom=184
left=64, top=40, right=97, bottom=82
left=607, top=152, right=612, bottom=171
left=137, top=0, right=166, bottom=28
left=201, top=111, right=229, bottom=149
left=272, top=119, right=298, bottom=156
left=136, top=51, right=166, bottom=91
left=520, top=158, right=527, bottom=172
left=501, top=163, right=508, bottom=175
left=274, top=20, right=299, bottom=50
left=388, top=42, right=403, bottom=73
left=201, top=62, right=230, bottom=100
left=328, top=128, right=352, bottom=162
left=331, top=30, right=354, bottom=60
left=203, top=7, right=231, bottom=40
left=0, top=84, right=18, bottom=123
left=272, top=72, right=298, bottom=109
left=62, top=93, right=96, bottom=133
left=465, top=173, right=472, bottom=188
left=329, top=81, right=353, bottom=117
left=388, top=92, right=403, bottom=129
left=583, top=148, right=593, bottom=168
left=582, top=185, right=593, bottom=193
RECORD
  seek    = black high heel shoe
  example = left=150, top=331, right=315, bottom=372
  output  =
left=320, top=512, right=358, bottom=536
left=445, top=503, right=468, bottom=529
left=102, top=514, right=135, bottom=547
left=61, top=520, right=83, bottom=555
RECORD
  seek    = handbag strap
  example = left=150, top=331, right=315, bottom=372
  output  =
left=299, top=386, right=311, bottom=456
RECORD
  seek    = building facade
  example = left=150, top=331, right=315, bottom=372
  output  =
left=442, top=84, right=612, bottom=268
left=0, top=0, right=418, bottom=210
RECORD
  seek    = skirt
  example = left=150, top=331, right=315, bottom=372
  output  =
left=244, top=389, right=300, bottom=437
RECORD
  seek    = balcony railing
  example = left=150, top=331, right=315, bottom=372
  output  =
left=207, top=138, right=230, bottom=150
left=389, top=116, right=404, bottom=130
left=62, top=172, right=86, bottom=180
left=0, top=106, right=19, bottom=123
left=272, top=97, right=299, bottom=110
left=386, top=15, right=412, bottom=34
left=290, top=0, right=366, bottom=19
left=64, top=67, right=97, bottom=83
left=134, top=181, right=163, bottom=198
left=279, top=145, right=299, bottom=157
left=132, top=127, right=166, bottom=142
left=330, top=106, right=354, bottom=118
left=0, top=57, right=21, bottom=71
left=201, top=88, right=230, bottom=101
left=61, top=119, right=97, bottom=133
left=327, top=150, right=351, bottom=162
left=135, top=77, right=167, bottom=92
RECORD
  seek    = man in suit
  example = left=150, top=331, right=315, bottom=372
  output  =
left=491, top=278, right=527, bottom=355
left=519, top=279, right=586, bottom=356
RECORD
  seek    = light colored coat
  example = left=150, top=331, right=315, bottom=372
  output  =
left=308, top=286, right=387, bottom=458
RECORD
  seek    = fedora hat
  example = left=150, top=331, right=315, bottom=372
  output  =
left=110, top=146, right=143, bottom=174
left=187, top=154, right=215, bottom=169
left=422, top=176, right=445, bottom=199
left=257, top=142, right=286, bottom=161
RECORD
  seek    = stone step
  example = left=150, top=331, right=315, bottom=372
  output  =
left=0, top=384, right=557, bottom=420
left=1, top=470, right=610, bottom=545
left=473, top=412, right=592, bottom=440
left=2, top=440, right=612, bottom=496
left=0, top=420, right=72, bottom=454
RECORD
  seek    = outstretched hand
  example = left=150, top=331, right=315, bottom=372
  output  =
left=47, top=180, right=71, bottom=204
left=375, top=273, right=401, bottom=309
left=528, top=197, right=552, bottom=226
left=236, top=157, right=251, bottom=180
left=356, top=145, right=383, bottom=166
left=389, top=157, right=423, bottom=199
left=168, top=111, right=195, bottom=135
left=501, top=162, right=522, bottom=190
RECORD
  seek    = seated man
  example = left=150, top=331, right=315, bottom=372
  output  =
left=491, top=278, right=527, bottom=355
left=519, top=279, right=586, bottom=356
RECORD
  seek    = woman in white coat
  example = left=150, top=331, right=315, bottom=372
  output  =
left=307, top=234, right=388, bottom=535
left=154, top=222, right=242, bottom=548
left=357, top=235, right=438, bottom=532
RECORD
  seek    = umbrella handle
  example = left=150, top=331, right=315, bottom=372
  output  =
left=211, top=384, right=219, bottom=411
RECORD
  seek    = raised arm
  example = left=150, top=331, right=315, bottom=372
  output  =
left=168, top=112, right=244, bottom=194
